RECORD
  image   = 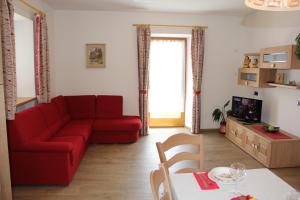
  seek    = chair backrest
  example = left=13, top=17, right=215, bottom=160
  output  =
left=150, top=163, right=173, bottom=200
left=156, top=133, right=204, bottom=174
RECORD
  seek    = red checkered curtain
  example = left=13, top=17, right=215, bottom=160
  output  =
left=34, top=14, right=50, bottom=103
left=191, top=28, right=205, bottom=134
left=0, top=0, right=17, bottom=120
left=136, top=25, right=151, bottom=136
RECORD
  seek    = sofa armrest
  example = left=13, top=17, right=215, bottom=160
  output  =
left=17, top=142, right=73, bottom=153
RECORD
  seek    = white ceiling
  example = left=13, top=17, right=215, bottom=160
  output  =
left=43, top=0, right=253, bottom=16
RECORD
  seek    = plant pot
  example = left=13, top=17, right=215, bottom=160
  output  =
left=219, top=122, right=226, bottom=134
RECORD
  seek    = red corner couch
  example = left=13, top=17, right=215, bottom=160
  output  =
left=7, top=95, right=141, bottom=185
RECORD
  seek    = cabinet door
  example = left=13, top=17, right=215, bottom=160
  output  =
left=0, top=85, right=12, bottom=200
left=260, top=45, right=292, bottom=69
left=244, top=131, right=256, bottom=155
left=226, top=120, right=243, bottom=147
left=254, top=136, right=271, bottom=166
left=238, top=68, right=259, bottom=87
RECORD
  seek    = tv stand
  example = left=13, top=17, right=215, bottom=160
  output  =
left=226, top=117, right=300, bottom=168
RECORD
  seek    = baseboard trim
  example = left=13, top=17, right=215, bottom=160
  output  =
left=199, top=128, right=219, bottom=133
left=186, top=127, right=219, bottom=133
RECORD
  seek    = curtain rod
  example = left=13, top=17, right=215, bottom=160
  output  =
left=18, top=0, right=46, bottom=16
left=132, top=24, right=208, bottom=29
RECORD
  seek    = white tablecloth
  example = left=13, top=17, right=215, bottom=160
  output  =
left=170, top=168, right=296, bottom=200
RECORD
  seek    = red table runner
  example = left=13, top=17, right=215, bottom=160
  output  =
left=251, top=125, right=291, bottom=139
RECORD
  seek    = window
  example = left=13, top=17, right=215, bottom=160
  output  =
left=149, top=37, right=187, bottom=127
left=14, top=13, right=36, bottom=108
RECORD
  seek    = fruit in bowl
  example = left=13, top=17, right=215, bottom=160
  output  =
left=231, top=195, right=256, bottom=200
left=263, top=125, right=280, bottom=133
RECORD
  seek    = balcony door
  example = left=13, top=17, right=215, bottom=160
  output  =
left=149, top=37, right=187, bottom=127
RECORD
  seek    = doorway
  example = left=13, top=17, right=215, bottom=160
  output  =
left=149, top=37, right=187, bottom=127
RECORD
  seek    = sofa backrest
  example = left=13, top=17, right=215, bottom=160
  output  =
left=51, top=95, right=71, bottom=124
left=65, top=95, right=96, bottom=119
left=96, top=95, right=123, bottom=119
left=39, top=102, right=65, bottom=136
left=8, top=105, right=51, bottom=150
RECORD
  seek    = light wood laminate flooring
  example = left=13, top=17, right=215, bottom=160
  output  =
left=13, top=128, right=300, bottom=200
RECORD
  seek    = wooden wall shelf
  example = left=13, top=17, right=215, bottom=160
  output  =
left=267, top=83, right=300, bottom=90
left=244, top=52, right=260, bottom=57
left=238, top=68, right=276, bottom=88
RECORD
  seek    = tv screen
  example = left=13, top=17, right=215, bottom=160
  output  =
left=232, top=96, right=262, bottom=123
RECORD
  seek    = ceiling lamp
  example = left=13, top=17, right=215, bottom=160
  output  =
left=245, top=0, right=300, bottom=11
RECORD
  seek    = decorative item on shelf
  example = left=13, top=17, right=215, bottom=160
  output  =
left=263, top=125, right=280, bottom=133
left=252, top=58, right=259, bottom=68
left=288, top=80, right=297, bottom=86
left=86, top=43, right=106, bottom=68
left=296, top=33, right=300, bottom=59
left=245, top=0, right=300, bottom=11
left=212, top=100, right=232, bottom=134
left=243, top=56, right=251, bottom=68
left=275, top=72, right=285, bottom=84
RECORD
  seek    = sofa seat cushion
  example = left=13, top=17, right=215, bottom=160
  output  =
left=56, top=120, right=93, bottom=142
left=93, top=116, right=142, bottom=132
left=49, top=136, right=84, bottom=166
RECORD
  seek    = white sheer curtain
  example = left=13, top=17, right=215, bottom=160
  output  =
left=149, top=39, right=185, bottom=116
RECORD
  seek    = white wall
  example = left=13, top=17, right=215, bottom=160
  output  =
left=15, top=15, right=35, bottom=97
left=241, top=11, right=300, bottom=136
left=53, top=10, right=245, bottom=128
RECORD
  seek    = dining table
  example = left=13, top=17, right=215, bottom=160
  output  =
left=169, top=168, right=297, bottom=200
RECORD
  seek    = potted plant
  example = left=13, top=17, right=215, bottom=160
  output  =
left=212, top=100, right=232, bottom=134
left=296, top=33, right=300, bottom=59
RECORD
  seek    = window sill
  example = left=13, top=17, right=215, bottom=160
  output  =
left=17, top=97, right=37, bottom=107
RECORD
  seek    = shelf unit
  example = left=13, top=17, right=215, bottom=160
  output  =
left=267, top=83, right=300, bottom=90
left=244, top=52, right=260, bottom=57
left=238, top=68, right=276, bottom=88
left=238, top=45, right=300, bottom=89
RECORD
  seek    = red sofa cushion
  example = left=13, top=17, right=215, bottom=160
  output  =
left=91, top=130, right=139, bottom=144
left=39, top=103, right=65, bottom=135
left=49, top=136, right=84, bottom=166
left=96, top=95, right=123, bottom=119
left=65, top=95, right=96, bottom=119
left=51, top=96, right=71, bottom=124
left=56, top=119, right=93, bottom=142
left=11, top=106, right=51, bottom=150
left=93, top=116, right=142, bottom=131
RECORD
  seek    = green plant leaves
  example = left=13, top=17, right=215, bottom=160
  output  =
left=296, top=33, right=300, bottom=59
left=212, top=99, right=231, bottom=124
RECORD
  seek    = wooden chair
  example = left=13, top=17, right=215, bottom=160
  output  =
left=150, top=163, right=173, bottom=200
left=156, top=133, right=204, bottom=173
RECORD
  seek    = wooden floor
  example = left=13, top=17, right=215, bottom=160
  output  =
left=13, top=128, right=300, bottom=200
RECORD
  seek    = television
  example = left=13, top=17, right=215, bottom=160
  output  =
left=231, top=96, right=262, bottom=123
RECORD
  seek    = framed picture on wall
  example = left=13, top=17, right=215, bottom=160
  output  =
left=86, top=43, right=106, bottom=68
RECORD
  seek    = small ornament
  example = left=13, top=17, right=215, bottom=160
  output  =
left=288, top=80, right=297, bottom=86
left=243, top=56, right=251, bottom=68
left=275, top=73, right=284, bottom=84
left=252, top=58, right=259, bottom=68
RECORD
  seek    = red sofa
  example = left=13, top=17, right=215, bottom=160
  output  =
left=7, top=95, right=141, bottom=185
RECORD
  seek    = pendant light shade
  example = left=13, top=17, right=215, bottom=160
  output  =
left=245, top=0, right=300, bottom=11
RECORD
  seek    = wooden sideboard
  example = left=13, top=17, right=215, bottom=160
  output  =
left=226, top=117, right=300, bottom=168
